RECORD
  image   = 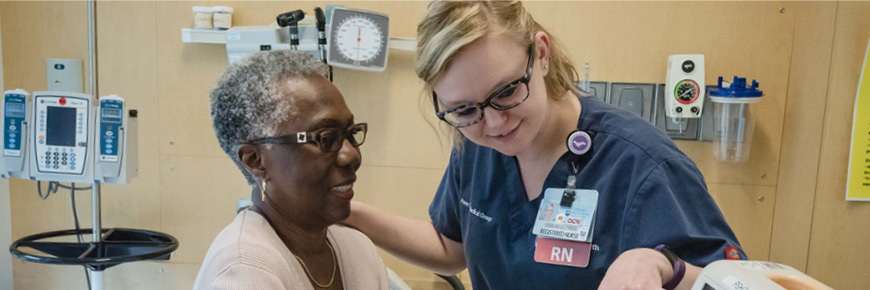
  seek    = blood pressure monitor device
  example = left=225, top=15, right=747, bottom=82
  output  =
left=665, top=55, right=705, bottom=119
left=95, top=95, right=136, bottom=184
left=29, top=91, right=95, bottom=183
left=2, top=89, right=32, bottom=179
left=692, top=260, right=832, bottom=290
left=326, top=7, right=390, bottom=72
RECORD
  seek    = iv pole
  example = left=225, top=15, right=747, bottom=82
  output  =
left=87, top=1, right=105, bottom=289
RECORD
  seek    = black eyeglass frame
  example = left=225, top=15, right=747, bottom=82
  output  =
left=245, top=123, right=368, bottom=153
left=432, top=44, right=535, bottom=128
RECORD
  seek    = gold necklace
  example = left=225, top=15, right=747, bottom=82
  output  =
left=293, top=239, right=337, bottom=288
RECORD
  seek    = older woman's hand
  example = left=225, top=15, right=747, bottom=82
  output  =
left=598, top=248, right=671, bottom=290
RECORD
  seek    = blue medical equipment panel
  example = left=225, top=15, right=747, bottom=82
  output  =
left=99, top=99, right=122, bottom=162
left=4, top=93, right=27, bottom=156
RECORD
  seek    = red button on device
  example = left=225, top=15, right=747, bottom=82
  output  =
left=59, top=97, right=67, bottom=105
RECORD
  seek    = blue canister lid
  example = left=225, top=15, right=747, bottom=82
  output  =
left=709, top=76, right=763, bottom=98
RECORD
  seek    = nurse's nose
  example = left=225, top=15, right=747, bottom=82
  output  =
left=482, top=106, right=509, bottom=127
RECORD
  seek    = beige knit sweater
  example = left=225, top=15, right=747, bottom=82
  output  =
left=193, top=209, right=388, bottom=290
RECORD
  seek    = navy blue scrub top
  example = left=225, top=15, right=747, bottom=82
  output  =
left=429, top=96, right=746, bottom=289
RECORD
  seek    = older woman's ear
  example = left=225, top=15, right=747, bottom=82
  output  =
left=237, top=144, right=268, bottom=181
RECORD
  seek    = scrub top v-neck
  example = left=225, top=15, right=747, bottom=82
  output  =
left=429, top=96, right=745, bottom=290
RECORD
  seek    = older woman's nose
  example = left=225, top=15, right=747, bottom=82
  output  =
left=337, top=138, right=362, bottom=168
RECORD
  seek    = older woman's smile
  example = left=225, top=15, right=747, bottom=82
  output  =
left=331, top=177, right=356, bottom=200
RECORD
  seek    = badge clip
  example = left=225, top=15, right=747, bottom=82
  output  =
left=561, top=176, right=577, bottom=207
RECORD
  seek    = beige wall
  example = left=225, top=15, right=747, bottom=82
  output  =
left=1, top=1, right=869, bottom=289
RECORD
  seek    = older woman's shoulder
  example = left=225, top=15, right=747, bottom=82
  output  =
left=328, top=225, right=389, bottom=289
left=194, top=210, right=302, bottom=289
left=328, top=224, right=380, bottom=256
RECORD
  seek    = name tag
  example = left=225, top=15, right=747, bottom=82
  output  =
left=532, top=188, right=598, bottom=242
left=534, top=237, right=591, bottom=267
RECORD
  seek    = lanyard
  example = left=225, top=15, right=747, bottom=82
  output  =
left=561, top=130, right=592, bottom=207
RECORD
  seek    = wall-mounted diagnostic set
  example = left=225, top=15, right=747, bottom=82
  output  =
left=225, top=6, right=390, bottom=74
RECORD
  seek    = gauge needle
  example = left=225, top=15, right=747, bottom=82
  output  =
left=357, top=27, right=361, bottom=59
left=680, top=90, right=692, bottom=99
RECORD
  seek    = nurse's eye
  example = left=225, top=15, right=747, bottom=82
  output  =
left=453, top=106, right=479, bottom=118
left=494, top=86, right=518, bottom=100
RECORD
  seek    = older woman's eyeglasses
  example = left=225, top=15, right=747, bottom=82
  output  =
left=432, top=44, right=535, bottom=128
left=246, top=123, right=368, bottom=153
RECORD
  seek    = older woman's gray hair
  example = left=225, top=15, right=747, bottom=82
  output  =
left=210, top=50, right=329, bottom=184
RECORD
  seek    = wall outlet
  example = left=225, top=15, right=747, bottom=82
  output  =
left=46, top=59, right=83, bottom=93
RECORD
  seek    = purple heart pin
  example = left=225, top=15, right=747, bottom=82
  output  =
left=567, top=130, right=592, bottom=155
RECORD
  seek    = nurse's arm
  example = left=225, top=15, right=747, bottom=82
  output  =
left=344, top=201, right=467, bottom=276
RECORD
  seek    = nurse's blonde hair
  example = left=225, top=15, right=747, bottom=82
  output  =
left=416, top=0, right=579, bottom=146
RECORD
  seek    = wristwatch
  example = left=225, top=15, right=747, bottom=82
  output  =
left=655, top=244, right=686, bottom=290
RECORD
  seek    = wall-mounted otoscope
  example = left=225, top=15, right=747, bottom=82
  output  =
left=313, top=7, right=333, bottom=81
left=276, top=10, right=305, bottom=50
left=314, top=7, right=327, bottom=61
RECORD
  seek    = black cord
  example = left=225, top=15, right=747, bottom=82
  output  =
left=84, top=267, right=91, bottom=290
left=37, top=181, right=60, bottom=200
left=69, top=183, right=92, bottom=290
left=36, top=180, right=92, bottom=289
left=58, top=183, right=92, bottom=190
left=70, top=183, right=83, bottom=243
left=37, top=181, right=89, bottom=200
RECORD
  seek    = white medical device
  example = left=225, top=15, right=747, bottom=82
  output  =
left=94, top=95, right=136, bottom=184
left=692, top=260, right=833, bottom=290
left=29, top=91, right=95, bottom=183
left=9, top=91, right=138, bottom=184
left=665, top=55, right=706, bottom=119
left=1, top=89, right=32, bottom=179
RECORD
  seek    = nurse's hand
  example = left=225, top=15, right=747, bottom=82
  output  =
left=597, top=248, right=671, bottom=290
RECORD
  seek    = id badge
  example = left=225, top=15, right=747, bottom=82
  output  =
left=532, top=188, right=598, bottom=242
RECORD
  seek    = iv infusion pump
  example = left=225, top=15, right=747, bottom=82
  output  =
left=1, top=89, right=136, bottom=184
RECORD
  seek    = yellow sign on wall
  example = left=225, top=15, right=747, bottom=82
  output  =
left=847, top=38, right=870, bottom=201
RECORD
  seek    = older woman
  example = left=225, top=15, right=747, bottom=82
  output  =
left=193, top=50, right=387, bottom=290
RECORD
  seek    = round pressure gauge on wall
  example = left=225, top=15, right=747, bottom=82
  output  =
left=674, top=79, right=700, bottom=104
left=327, top=7, right=390, bottom=72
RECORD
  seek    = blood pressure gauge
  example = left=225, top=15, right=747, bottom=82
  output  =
left=327, top=7, right=390, bottom=72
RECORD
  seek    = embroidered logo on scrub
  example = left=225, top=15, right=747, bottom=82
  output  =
left=459, top=198, right=492, bottom=222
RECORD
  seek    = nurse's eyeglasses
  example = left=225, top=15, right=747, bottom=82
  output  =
left=246, top=123, right=368, bottom=153
left=432, top=44, right=535, bottom=128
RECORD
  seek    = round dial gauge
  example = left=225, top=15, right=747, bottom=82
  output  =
left=674, top=79, right=700, bottom=104
left=334, top=16, right=384, bottom=64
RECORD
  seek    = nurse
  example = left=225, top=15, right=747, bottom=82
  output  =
left=346, top=1, right=745, bottom=289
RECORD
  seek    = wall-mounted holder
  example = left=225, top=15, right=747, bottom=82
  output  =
left=609, top=82, right=655, bottom=123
